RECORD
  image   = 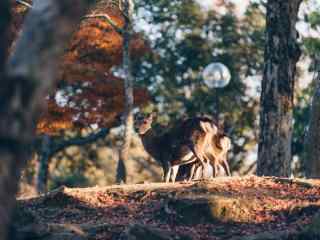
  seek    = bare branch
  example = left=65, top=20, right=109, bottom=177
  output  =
left=83, top=13, right=123, bottom=35
left=16, top=0, right=32, bottom=8
left=52, top=128, right=109, bottom=154
left=36, top=128, right=110, bottom=193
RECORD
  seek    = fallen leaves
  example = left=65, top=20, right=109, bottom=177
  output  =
left=17, top=176, right=320, bottom=239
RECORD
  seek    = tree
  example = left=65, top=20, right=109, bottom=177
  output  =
left=257, top=0, right=302, bottom=177
left=303, top=9, right=320, bottom=178
left=8, top=0, right=150, bottom=191
left=117, top=0, right=135, bottom=183
left=134, top=0, right=265, bottom=173
left=0, top=0, right=91, bottom=239
left=304, top=59, right=320, bottom=178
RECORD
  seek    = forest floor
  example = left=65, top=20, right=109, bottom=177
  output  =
left=15, top=176, right=320, bottom=240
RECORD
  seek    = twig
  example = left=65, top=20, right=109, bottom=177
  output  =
left=83, top=13, right=123, bottom=35
left=16, top=0, right=32, bottom=8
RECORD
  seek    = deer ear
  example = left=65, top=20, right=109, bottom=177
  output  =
left=200, top=122, right=211, bottom=133
left=150, top=112, right=157, bottom=120
left=200, top=122, right=218, bottom=135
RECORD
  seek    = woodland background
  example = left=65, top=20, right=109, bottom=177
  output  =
left=1, top=0, right=320, bottom=239
left=6, top=0, right=319, bottom=195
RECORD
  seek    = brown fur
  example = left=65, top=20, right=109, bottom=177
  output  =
left=135, top=113, right=217, bottom=182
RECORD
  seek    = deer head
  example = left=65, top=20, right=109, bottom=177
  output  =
left=135, top=112, right=156, bottom=135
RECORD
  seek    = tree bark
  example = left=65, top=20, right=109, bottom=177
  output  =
left=117, top=0, right=135, bottom=184
left=304, top=57, right=320, bottom=178
left=0, top=1, right=91, bottom=239
left=257, top=0, right=302, bottom=177
left=0, top=0, right=11, bottom=74
left=36, top=135, right=52, bottom=193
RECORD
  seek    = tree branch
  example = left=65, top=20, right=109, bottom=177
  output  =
left=83, top=13, right=123, bottom=35
left=36, top=128, right=110, bottom=193
left=51, top=128, right=110, bottom=155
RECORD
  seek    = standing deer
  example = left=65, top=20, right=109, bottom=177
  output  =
left=189, top=132, right=231, bottom=180
left=211, top=134, right=231, bottom=176
left=135, top=113, right=217, bottom=183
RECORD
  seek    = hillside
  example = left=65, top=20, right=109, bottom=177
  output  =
left=14, top=176, right=320, bottom=240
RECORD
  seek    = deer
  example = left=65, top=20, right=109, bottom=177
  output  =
left=135, top=113, right=218, bottom=183
left=189, top=131, right=231, bottom=180
left=211, top=134, right=231, bottom=176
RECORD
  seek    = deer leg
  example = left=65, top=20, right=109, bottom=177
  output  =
left=171, top=165, right=179, bottom=183
left=163, top=162, right=171, bottom=183
left=213, top=162, right=219, bottom=178
left=203, top=162, right=213, bottom=179
left=188, top=143, right=206, bottom=167
left=189, top=163, right=197, bottom=181
left=221, top=157, right=231, bottom=176
left=165, top=167, right=171, bottom=183
left=195, top=164, right=203, bottom=180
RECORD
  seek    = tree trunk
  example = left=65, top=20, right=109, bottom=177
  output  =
left=0, top=1, right=91, bottom=240
left=0, top=0, right=10, bottom=74
left=36, top=135, right=52, bottom=193
left=304, top=58, right=320, bottom=178
left=257, top=0, right=302, bottom=177
left=117, top=0, right=134, bottom=184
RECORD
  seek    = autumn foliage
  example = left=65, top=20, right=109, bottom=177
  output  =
left=10, top=0, right=151, bottom=135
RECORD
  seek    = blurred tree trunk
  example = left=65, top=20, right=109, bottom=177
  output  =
left=0, top=0, right=10, bottom=75
left=0, top=1, right=16, bottom=239
left=304, top=57, right=320, bottom=178
left=257, top=0, right=302, bottom=177
left=0, top=1, right=91, bottom=239
left=36, top=135, right=52, bottom=193
left=117, top=0, right=134, bottom=183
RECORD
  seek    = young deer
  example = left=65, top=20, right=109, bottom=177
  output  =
left=189, top=132, right=231, bottom=180
left=135, top=113, right=217, bottom=183
left=206, top=133, right=231, bottom=177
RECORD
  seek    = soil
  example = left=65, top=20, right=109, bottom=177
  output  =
left=15, top=176, right=320, bottom=240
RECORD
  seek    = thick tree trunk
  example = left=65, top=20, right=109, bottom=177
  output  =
left=304, top=59, right=320, bottom=178
left=0, top=1, right=91, bottom=240
left=117, top=0, right=134, bottom=183
left=0, top=0, right=10, bottom=74
left=257, top=0, right=302, bottom=177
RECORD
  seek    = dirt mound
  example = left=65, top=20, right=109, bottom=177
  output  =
left=14, top=176, right=320, bottom=239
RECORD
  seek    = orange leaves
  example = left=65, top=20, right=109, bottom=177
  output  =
left=64, top=3, right=150, bottom=74
left=32, top=1, right=151, bottom=135
left=9, top=1, right=151, bottom=135
left=37, top=74, right=150, bottom=135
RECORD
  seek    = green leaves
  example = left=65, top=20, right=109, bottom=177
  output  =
left=308, top=11, right=320, bottom=28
